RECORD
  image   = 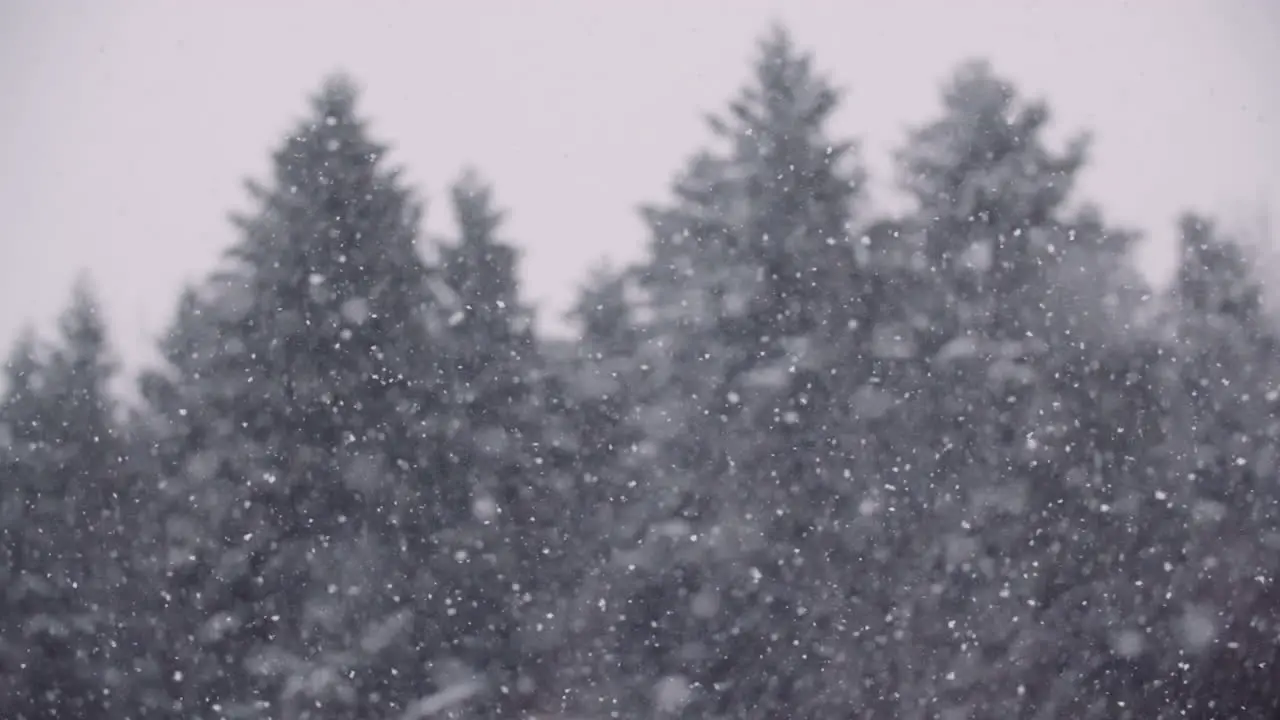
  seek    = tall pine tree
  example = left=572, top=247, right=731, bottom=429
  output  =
left=430, top=170, right=567, bottom=717
left=0, top=281, right=127, bottom=720
left=1148, top=214, right=1280, bottom=717
left=136, top=75, right=453, bottom=720
left=576, top=25, right=876, bottom=718
left=879, top=60, right=1155, bottom=717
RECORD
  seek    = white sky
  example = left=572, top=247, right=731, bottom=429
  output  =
left=2, top=1, right=1278, bottom=373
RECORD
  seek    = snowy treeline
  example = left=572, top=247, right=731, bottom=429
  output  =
left=3, top=26, right=1278, bottom=720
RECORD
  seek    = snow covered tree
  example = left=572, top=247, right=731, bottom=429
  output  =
left=430, top=170, right=569, bottom=717
left=0, top=281, right=128, bottom=720
left=135, top=75, right=456, bottom=719
left=0, top=331, right=65, bottom=720
left=546, top=265, right=658, bottom=711
left=559, top=264, right=648, bottom=519
left=1138, top=213, right=1280, bottom=718
left=573, top=25, right=880, bottom=718
left=873, top=60, right=1161, bottom=718
left=895, top=59, right=1115, bottom=348
left=1172, top=213, right=1266, bottom=325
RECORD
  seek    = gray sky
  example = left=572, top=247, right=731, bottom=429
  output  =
left=2, top=1, right=1278, bottom=373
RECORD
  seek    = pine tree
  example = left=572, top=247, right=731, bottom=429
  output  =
left=561, top=264, right=647, bottom=502
left=136, top=75, right=454, bottom=719
left=431, top=170, right=565, bottom=716
left=0, top=330, right=54, bottom=720
left=1146, top=213, right=1280, bottom=717
left=881, top=60, right=1158, bottom=717
left=0, top=281, right=126, bottom=720
left=548, top=265, right=654, bottom=712
left=1173, top=213, right=1266, bottom=325
left=896, top=59, right=1100, bottom=348
left=582, top=25, right=876, bottom=717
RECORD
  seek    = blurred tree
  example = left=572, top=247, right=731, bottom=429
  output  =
left=1142, top=213, right=1280, bottom=718
left=882, top=59, right=1156, bottom=718
left=135, top=75, right=453, bottom=720
left=573, top=24, right=877, bottom=718
left=431, top=170, right=568, bottom=717
left=0, top=281, right=128, bottom=720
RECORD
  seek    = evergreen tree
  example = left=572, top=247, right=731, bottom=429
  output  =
left=549, top=265, right=655, bottom=712
left=577, top=25, right=876, bottom=718
left=136, top=75, right=454, bottom=719
left=0, top=281, right=127, bottom=720
left=0, top=331, right=56, bottom=720
left=431, top=170, right=565, bottom=716
left=1145, top=213, right=1280, bottom=717
left=561, top=264, right=648, bottom=517
left=896, top=58, right=1098, bottom=348
left=881, top=60, right=1156, bottom=717
left=1173, top=213, right=1266, bottom=325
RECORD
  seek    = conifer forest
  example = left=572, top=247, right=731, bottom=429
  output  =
left=4, top=25, right=1280, bottom=720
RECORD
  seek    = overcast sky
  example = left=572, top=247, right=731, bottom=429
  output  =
left=2, top=1, right=1278, bottom=373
